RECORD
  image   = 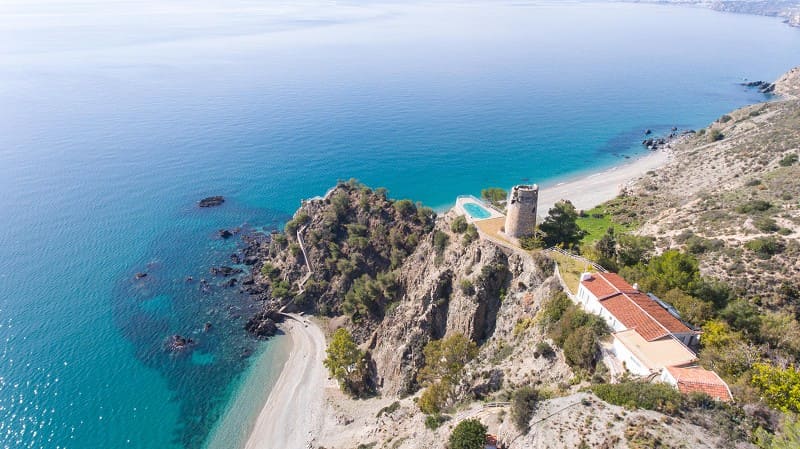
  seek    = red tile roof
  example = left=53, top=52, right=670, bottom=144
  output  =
left=581, top=272, right=695, bottom=341
left=666, top=366, right=732, bottom=401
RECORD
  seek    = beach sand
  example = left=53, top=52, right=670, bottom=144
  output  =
left=244, top=314, right=327, bottom=449
left=537, top=149, right=669, bottom=213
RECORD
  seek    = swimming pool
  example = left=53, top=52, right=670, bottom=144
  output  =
left=463, top=201, right=492, bottom=219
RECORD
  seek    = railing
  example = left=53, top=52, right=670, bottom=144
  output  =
left=544, top=246, right=607, bottom=273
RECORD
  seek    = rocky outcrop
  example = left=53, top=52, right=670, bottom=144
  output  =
left=741, top=80, right=776, bottom=94
left=774, top=65, right=800, bottom=98
left=199, top=196, right=225, bottom=207
left=244, top=181, right=564, bottom=397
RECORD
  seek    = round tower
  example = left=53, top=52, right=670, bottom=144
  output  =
left=504, top=184, right=539, bottom=238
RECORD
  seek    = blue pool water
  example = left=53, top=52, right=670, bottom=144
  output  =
left=463, top=202, right=493, bottom=220
left=1, top=1, right=800, bottom=448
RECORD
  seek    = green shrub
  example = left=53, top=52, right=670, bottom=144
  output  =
left=284, top=212, right=310, bottom=234
left=534, top=341, right=555, bottom=358
left=511, top=387, right=539, bottom=433
left=260, top=262, right=280, bottom=279
left=376, top=401, right=400, bottom=418
left=424, top=414, right=449, bottom=430
left=779, top=153, right=798, bottom=167
left=323, top=328, right=373, bottom=397
left=754, top=217, right=779, bottom=233
left=462, top=224, right=479, bottom=245
left=592, top=382, right=683, bottom=415
left=481, top=187, right=507, bottom=207
left=708, top=129, right=724, bottom=142
left=448, top=419, right=487, bottom=449
left=736, top=200, right=773, bottom=214
left=459, top=279, right=475, bottom=295
left=394, top=199, right=416, bottom=216
left=719, top=114, right=732, bottom=123
left=433, top=230, right=450, bottom=255
left=745, top=236, right=783, bottom=259
left=451, top=215, right=468, bottom=233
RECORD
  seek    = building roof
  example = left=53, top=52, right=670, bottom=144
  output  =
left=581, top=272, right=695, bottom=341
left=665, top=366, right=733, bottom=401
left=613, top=329, right=697, bottom=372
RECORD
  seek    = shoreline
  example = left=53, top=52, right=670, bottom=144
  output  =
left=537, top=147, right=671, bottom=213
left=243, top=314, right=327, bottom=449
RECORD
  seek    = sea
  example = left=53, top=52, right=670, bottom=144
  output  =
left=1, top=1, right=799, bottom=448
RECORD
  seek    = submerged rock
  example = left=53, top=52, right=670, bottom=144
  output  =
left=209, top=266, right=243, bottom=277
left=165, top=334, right=195, bottom=352
left=218, top=229, right=233, bottom=239
left=199, top=196, right=225, bottom=207
left=134, top=272, right=147, bottom=280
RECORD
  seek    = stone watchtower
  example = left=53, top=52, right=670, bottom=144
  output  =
left=504, top=184, right=539, bottom=238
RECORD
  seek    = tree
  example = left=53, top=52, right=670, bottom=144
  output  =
left=662, top=288, right=713, bottom=326
left=448, top=419, right=487, bottom=449
left=417, top=333, right=478, bottom=414
left=418, top=333, right=478, bottom=385
left=481, top=187, right=507, bottom=207
left=539, top=200, right=585, bottom=248
left=323, top=328, right=371, bottom=397
left=616, top=234, right=654, bottom=267
left=511, top=387, right=539, bottom=433
left=751, top=364, right=800, bottom=414
left=644, top=250, right=700, bottom=296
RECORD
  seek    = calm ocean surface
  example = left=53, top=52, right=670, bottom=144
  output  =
left=1, top=1, right=799, bottom=448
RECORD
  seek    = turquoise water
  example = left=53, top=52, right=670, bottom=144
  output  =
left=1, top=1, right=800, bottom=448
left=463, top=202, right=493, bottom=220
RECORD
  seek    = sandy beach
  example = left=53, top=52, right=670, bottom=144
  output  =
left=244, top=314, right=327, bottom=449
left=537, top=149, right=670, bottom=213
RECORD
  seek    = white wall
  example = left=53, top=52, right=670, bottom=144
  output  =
left=612, top=337, right=652, bottom=377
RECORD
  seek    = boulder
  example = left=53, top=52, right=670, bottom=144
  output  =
left=245, top=311, right=278, bottom=339
left=165, top=334, right=195, bottom=352
left=199, top=196, right=225, bottom=207
left=218, top=229, right=233, bottom=239
left=134, top=272, right=147, bottom=280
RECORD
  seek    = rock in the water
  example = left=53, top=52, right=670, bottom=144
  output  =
left=741, top=80, right=776, bottom=94
left=210, top=266, right=243, bottom=277
left=243, top=256, right=259, bottom=265
left=203, top=322, right=212, bottom=332
left=245, top=311, right=278, bottom=339
left=222, top=278, right=238, bottom=288
left=199, top=196, right=225, bottom=208
left=165, top=334, right=195, bottom=352
left=218, top=229, right=233, bottom=239
left=644, top=129, right=652, bottom=135
left=134, top=272, right=147, bottom=280
left=230, top=254, right=241, bottom=264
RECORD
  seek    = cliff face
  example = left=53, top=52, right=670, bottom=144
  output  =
left=247, top=181, right=564, bottom=397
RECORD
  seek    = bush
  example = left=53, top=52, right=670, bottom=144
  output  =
left=463, top=224, right=479, bottom=245
left=511, top=387, right=539, bottom=433
left=779, top=153, right=798, bottom=167
left=376, top=401, right=400, bottom=418
left=719, top=114, right=732, bottom=123
left=745, top=236, right=783, bottom=259
left=459, top=279, right=475, bottom=295
left=448, top=419, right=487, bottom=449
left=592, top=382, right=683, bottom=415
left=424, top=414, right=449, bottom=430
left=534, top=341, right=555, bottom=358
left=736, top=200, right=773, bottom=214
left=750, top=363, right=800, bottom=413
left=451, top=215, right=468, bottom=233
left=754, top=217, right=779, bottom=233
left=284, top=212, right=310, bottom=234
left=394, top=199, right=416, bottom=216
left=433, top=230, right=450, bottom=255
left=708, top=129, right=724, bottom=142
left=418, top=380, right=451, bottom=415
left=260, top=262, right=280, bottom=279
left=481, top=187, right=507, bottom=207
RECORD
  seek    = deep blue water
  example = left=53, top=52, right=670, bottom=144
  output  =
left=1, top=1, right=799, bottom=448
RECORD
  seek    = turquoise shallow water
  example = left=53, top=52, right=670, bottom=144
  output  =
left=1, top=1, right=799, bottom=448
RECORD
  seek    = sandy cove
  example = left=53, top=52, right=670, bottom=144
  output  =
left=537, top=148, right=670, bottom=213
left=244, top=314, right=328, bottom=449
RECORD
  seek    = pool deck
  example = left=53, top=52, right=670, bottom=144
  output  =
left=454, top=195, right=505, bottom=223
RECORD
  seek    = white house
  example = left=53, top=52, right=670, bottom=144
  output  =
left=661, top=365, right=733, bottom=402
